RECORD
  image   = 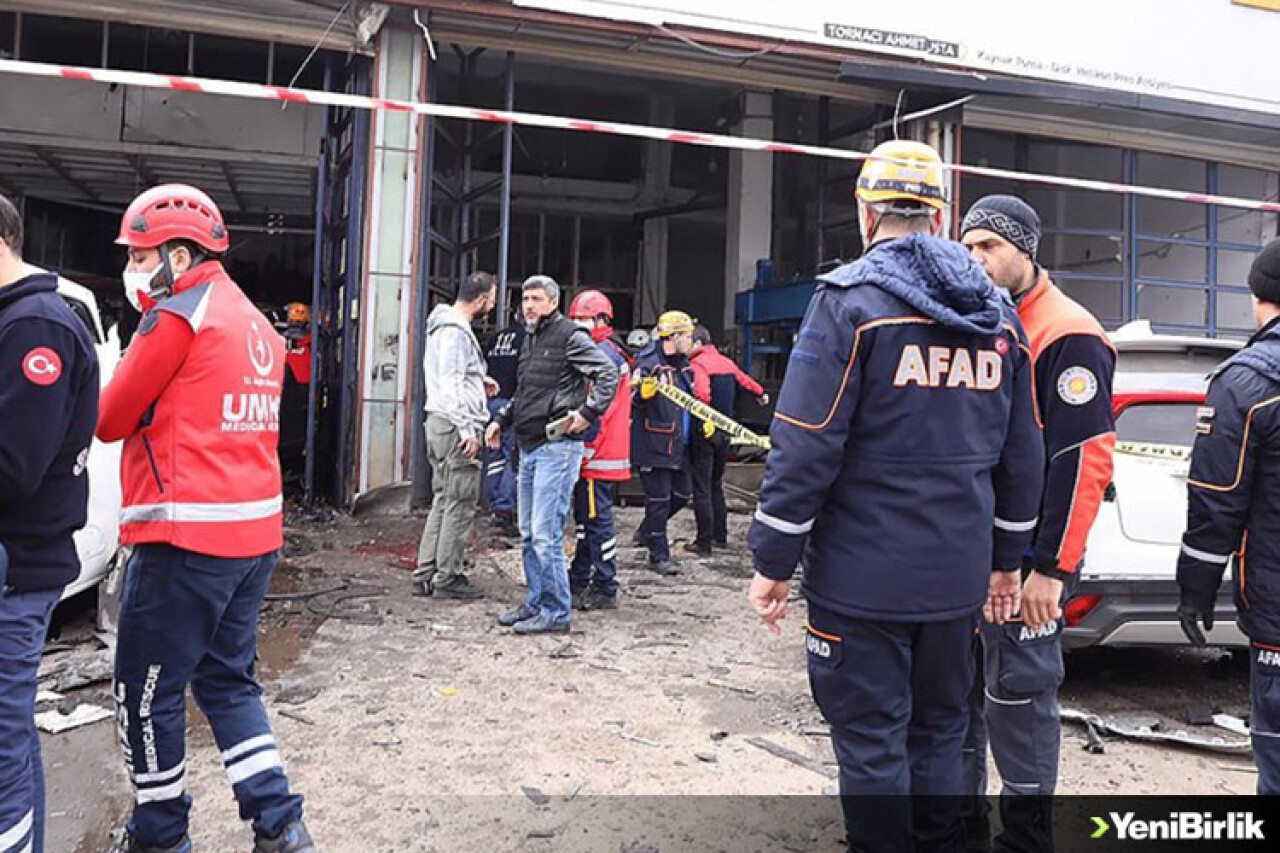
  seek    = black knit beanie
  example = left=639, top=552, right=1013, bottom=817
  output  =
left=1248, top=238, right=1280, bottom=305
left=960, top=195, right=1042, bottom=260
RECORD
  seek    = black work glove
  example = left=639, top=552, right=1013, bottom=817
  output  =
left=1177, top=601, right=1214, bottom=647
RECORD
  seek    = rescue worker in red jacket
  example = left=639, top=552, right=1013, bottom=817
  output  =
left=97, top=185, right=315, bottom=853
left=282, top=302, right=312, bottom=385
left=960, top=196, right=1116, bottom=853
left=567, top=290, right=631, bottom=611
left=686, top=326, right=768, bottom=555
left=278, top=302, right=312, bottom=488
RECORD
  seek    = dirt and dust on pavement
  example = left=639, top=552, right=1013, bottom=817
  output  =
left=41, top=498, right=1258, bottom=852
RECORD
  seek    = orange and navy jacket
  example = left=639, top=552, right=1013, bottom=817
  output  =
left=97, top=260, right=285, bottom=559
left=581, top=331, right=631, bottom=482
left=1177, top=317, right=1280, bottom=644
left=748, top=234, right=1044, bottom=622
left=691, top=343, right=763, bottom=414
left=1016, top=273, right=1117, bottom=580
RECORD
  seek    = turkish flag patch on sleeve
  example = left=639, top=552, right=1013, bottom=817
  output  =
left=22, top=347, right=63, bottom=386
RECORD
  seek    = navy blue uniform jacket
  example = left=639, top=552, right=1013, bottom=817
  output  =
left=0, top=272, right=100, bottom=592
left=748, top=234, right=1044, bottom=622
left=631, top=343, right=696, bottom=470
left=1178, top=317, right=1280, bottom=645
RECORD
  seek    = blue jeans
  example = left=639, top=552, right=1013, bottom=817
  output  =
left=116, top=545, right=303, bottom=847
left=517, top=440, right=584, bottom=623
left=0, top=586, right=62, bottom=853
left=483, top=398, right=517, bottom=516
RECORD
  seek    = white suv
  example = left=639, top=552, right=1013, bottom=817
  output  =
left=26, top=265, right=123, bottom=600
left=1063, top=322, right=1246, bottom=649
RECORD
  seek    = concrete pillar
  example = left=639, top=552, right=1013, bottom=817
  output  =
left=640, top=217, right=669, bottom=325
left=927, top=119, right=958, bottom=237
left=356, top=26, right=425, bottom=494
left=724, top=91, right=774, bottom=332
left=638, top=96, right=674, bottom=326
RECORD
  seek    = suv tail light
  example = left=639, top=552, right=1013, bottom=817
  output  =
left=1064, top=594, right=1103, bottom=627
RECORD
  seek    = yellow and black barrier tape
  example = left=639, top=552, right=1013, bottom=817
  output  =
left=632, top=376, right=771, bottom=450
left=1114, top=441, right=1193, bottom=462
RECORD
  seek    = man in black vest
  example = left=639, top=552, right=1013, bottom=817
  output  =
left=486, top=276, right=618, bottom=635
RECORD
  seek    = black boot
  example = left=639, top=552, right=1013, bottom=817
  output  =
left=648, top=558, right=680, bottom=576
left=433, top=574, right=485, bottom=600
left=581, top=589, right=618, bottom=610
left=253, top=820, right=317, bottom=853
left=498, top=602, right=537, bottom=626
left=105, top=830, right=192, bottom=853
left=682, top=542, right=712, bottom=558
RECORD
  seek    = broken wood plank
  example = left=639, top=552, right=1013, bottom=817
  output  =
left=745, top=736, right=838, bottom=779
left=279, top=709, right=316, bottom=726
left=707, top=678, right=755, bottom=696
left=627, top=640, right=690, bottom=651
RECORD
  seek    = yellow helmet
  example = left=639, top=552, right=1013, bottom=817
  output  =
left=656, top=310, right=695, bottom=338
left=856, top=140, right=947, bottom=211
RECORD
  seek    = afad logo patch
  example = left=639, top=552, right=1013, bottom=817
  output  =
left=23, top=347, right=62, bottom=386
left=1056, top=365, right=1098, bottom=406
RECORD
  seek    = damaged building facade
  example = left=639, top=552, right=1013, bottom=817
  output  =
left=0, top=0, right=1275, bottom=505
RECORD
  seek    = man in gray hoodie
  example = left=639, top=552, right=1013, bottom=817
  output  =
left=414, top=271, right=497, bottom=599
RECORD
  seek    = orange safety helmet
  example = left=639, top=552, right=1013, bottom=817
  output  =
left=568, top=289, right=614, bottom=322
left=285, top=302, right=312, bottom=325
left=116, top=184, right=230, bottom=254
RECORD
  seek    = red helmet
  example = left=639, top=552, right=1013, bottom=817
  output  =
left=116, top=184, right=229, bottom=254
left=569, top=289, right=613, bottom=322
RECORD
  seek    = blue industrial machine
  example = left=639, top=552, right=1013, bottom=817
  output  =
left=734, top=260, right=821, bottom=396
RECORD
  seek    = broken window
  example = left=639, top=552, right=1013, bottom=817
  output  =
left=20, top=14, right=102, bottom=67
left=0, top=11, right=15, bottom=60
left=109, top=23, right=189, bottom=75
left=273, top=42, right=326, bottom=91
left=194, top=34, right=270, bottom=85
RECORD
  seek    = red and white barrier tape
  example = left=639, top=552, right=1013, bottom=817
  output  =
left=1, top=57, right=1277, bottom=214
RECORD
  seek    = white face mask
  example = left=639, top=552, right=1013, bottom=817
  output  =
left=122, top=263, right=163, bottom=312
left=573, top=319, right=594, bottom=330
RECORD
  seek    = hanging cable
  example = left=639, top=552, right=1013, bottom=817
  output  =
left=284, top=0, right=351, bottom=96
left=413, top=9, right=439, bottom=62
left=652, top=24, right=776, bottom=61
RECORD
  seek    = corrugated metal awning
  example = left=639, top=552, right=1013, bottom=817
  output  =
left=2, top=1, right=376, bottom=51
left=0, top=135, right=317, bottom=218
